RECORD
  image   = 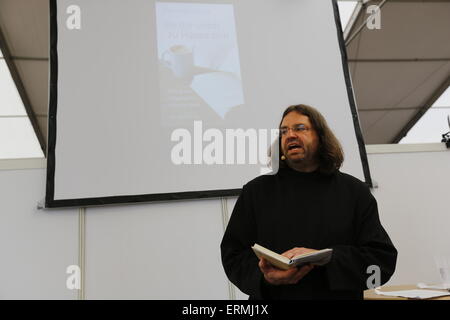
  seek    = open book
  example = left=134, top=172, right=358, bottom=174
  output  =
left=252, top=244, right=333, bottom=270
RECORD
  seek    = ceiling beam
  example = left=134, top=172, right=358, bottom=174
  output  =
left=348, top=58, right=450, bottom=62
left=343, top=1, right=364, bottom=40
left=391, top=76, right=450, bottom=143
left=10, top=56, right=49, bottom=61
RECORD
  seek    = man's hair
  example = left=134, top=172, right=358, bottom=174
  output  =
left=278, top=104, right=344, bottom=174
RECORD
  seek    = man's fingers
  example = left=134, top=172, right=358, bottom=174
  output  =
left=282, top=247, right=318, bottom=259
left=259, top=258, right=315, bottom=285
left=259, top=258, right=279, bottom=274
left=259, top=259, right=301, bottom=285
left=258, top=258, right=271, bottom=271
left=292, top=264, right=314, bottom=283
left=268, top=266, right=309, bottom=285
left=281, top=248, right=298, bottom=259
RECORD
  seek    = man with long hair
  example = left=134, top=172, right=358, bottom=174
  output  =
left=221, top=104, right=397, bottom=299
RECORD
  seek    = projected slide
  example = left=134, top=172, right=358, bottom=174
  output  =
left=156, top=2, right=244, bottom=126
left=46, top=0, right=371, bottom=208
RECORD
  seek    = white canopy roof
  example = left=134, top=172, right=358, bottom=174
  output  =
left=345, top=0, right=450, bottom=143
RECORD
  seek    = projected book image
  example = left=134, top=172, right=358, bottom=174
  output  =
left=155, top=2, right=244, bottom=126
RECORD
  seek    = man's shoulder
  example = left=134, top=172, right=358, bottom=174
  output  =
left=244, top=173, right=278, bottom=190
left=335, top=171, right=371, bottom=192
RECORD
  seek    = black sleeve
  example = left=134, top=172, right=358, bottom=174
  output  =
left=325, top=186, right=397, bottom=291
left=220, top=184, right=264, bottom=299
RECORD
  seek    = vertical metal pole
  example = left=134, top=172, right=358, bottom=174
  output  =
left=78, top=207, right=86, bottom=300
left=221, top=197, right=236, bottom=300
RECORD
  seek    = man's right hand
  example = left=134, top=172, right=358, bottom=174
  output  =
left=258, top=258, right=314, bottom=285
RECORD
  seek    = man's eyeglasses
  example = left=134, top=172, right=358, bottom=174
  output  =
left=279, top=124, right=311, bottom=136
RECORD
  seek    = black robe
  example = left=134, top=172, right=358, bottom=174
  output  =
left=220, top=167, right=397, bottom=300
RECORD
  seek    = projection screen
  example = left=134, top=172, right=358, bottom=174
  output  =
left=45, top=0, right=372, bottom=208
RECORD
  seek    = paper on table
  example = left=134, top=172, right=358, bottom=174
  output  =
left=417, top=282, right=450, bottom=290
left=374, top=288, right=450, bottom=299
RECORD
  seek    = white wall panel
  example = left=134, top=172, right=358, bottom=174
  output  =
left=85, top=198, right=228, bottom=299
left=0, top=168, right=78, bottom=299
left=368, top=148, right=450, bottom=286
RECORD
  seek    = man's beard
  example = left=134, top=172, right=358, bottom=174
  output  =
left=285, top=152, right=318, bottom=169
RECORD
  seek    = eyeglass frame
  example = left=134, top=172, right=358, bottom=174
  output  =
left=279, top=123, right=313, bottom=136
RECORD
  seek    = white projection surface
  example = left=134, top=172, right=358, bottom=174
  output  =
left=47, top=0, right=370, bottom=207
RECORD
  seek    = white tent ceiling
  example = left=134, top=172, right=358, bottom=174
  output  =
left=0, top=0, right=449, bottom=153
left=0, top=0, right=48, bottom=153
left=345, top=0, right=450, bottom=143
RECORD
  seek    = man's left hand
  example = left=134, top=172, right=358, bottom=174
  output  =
left=282, top=247, right=318, bottom=258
